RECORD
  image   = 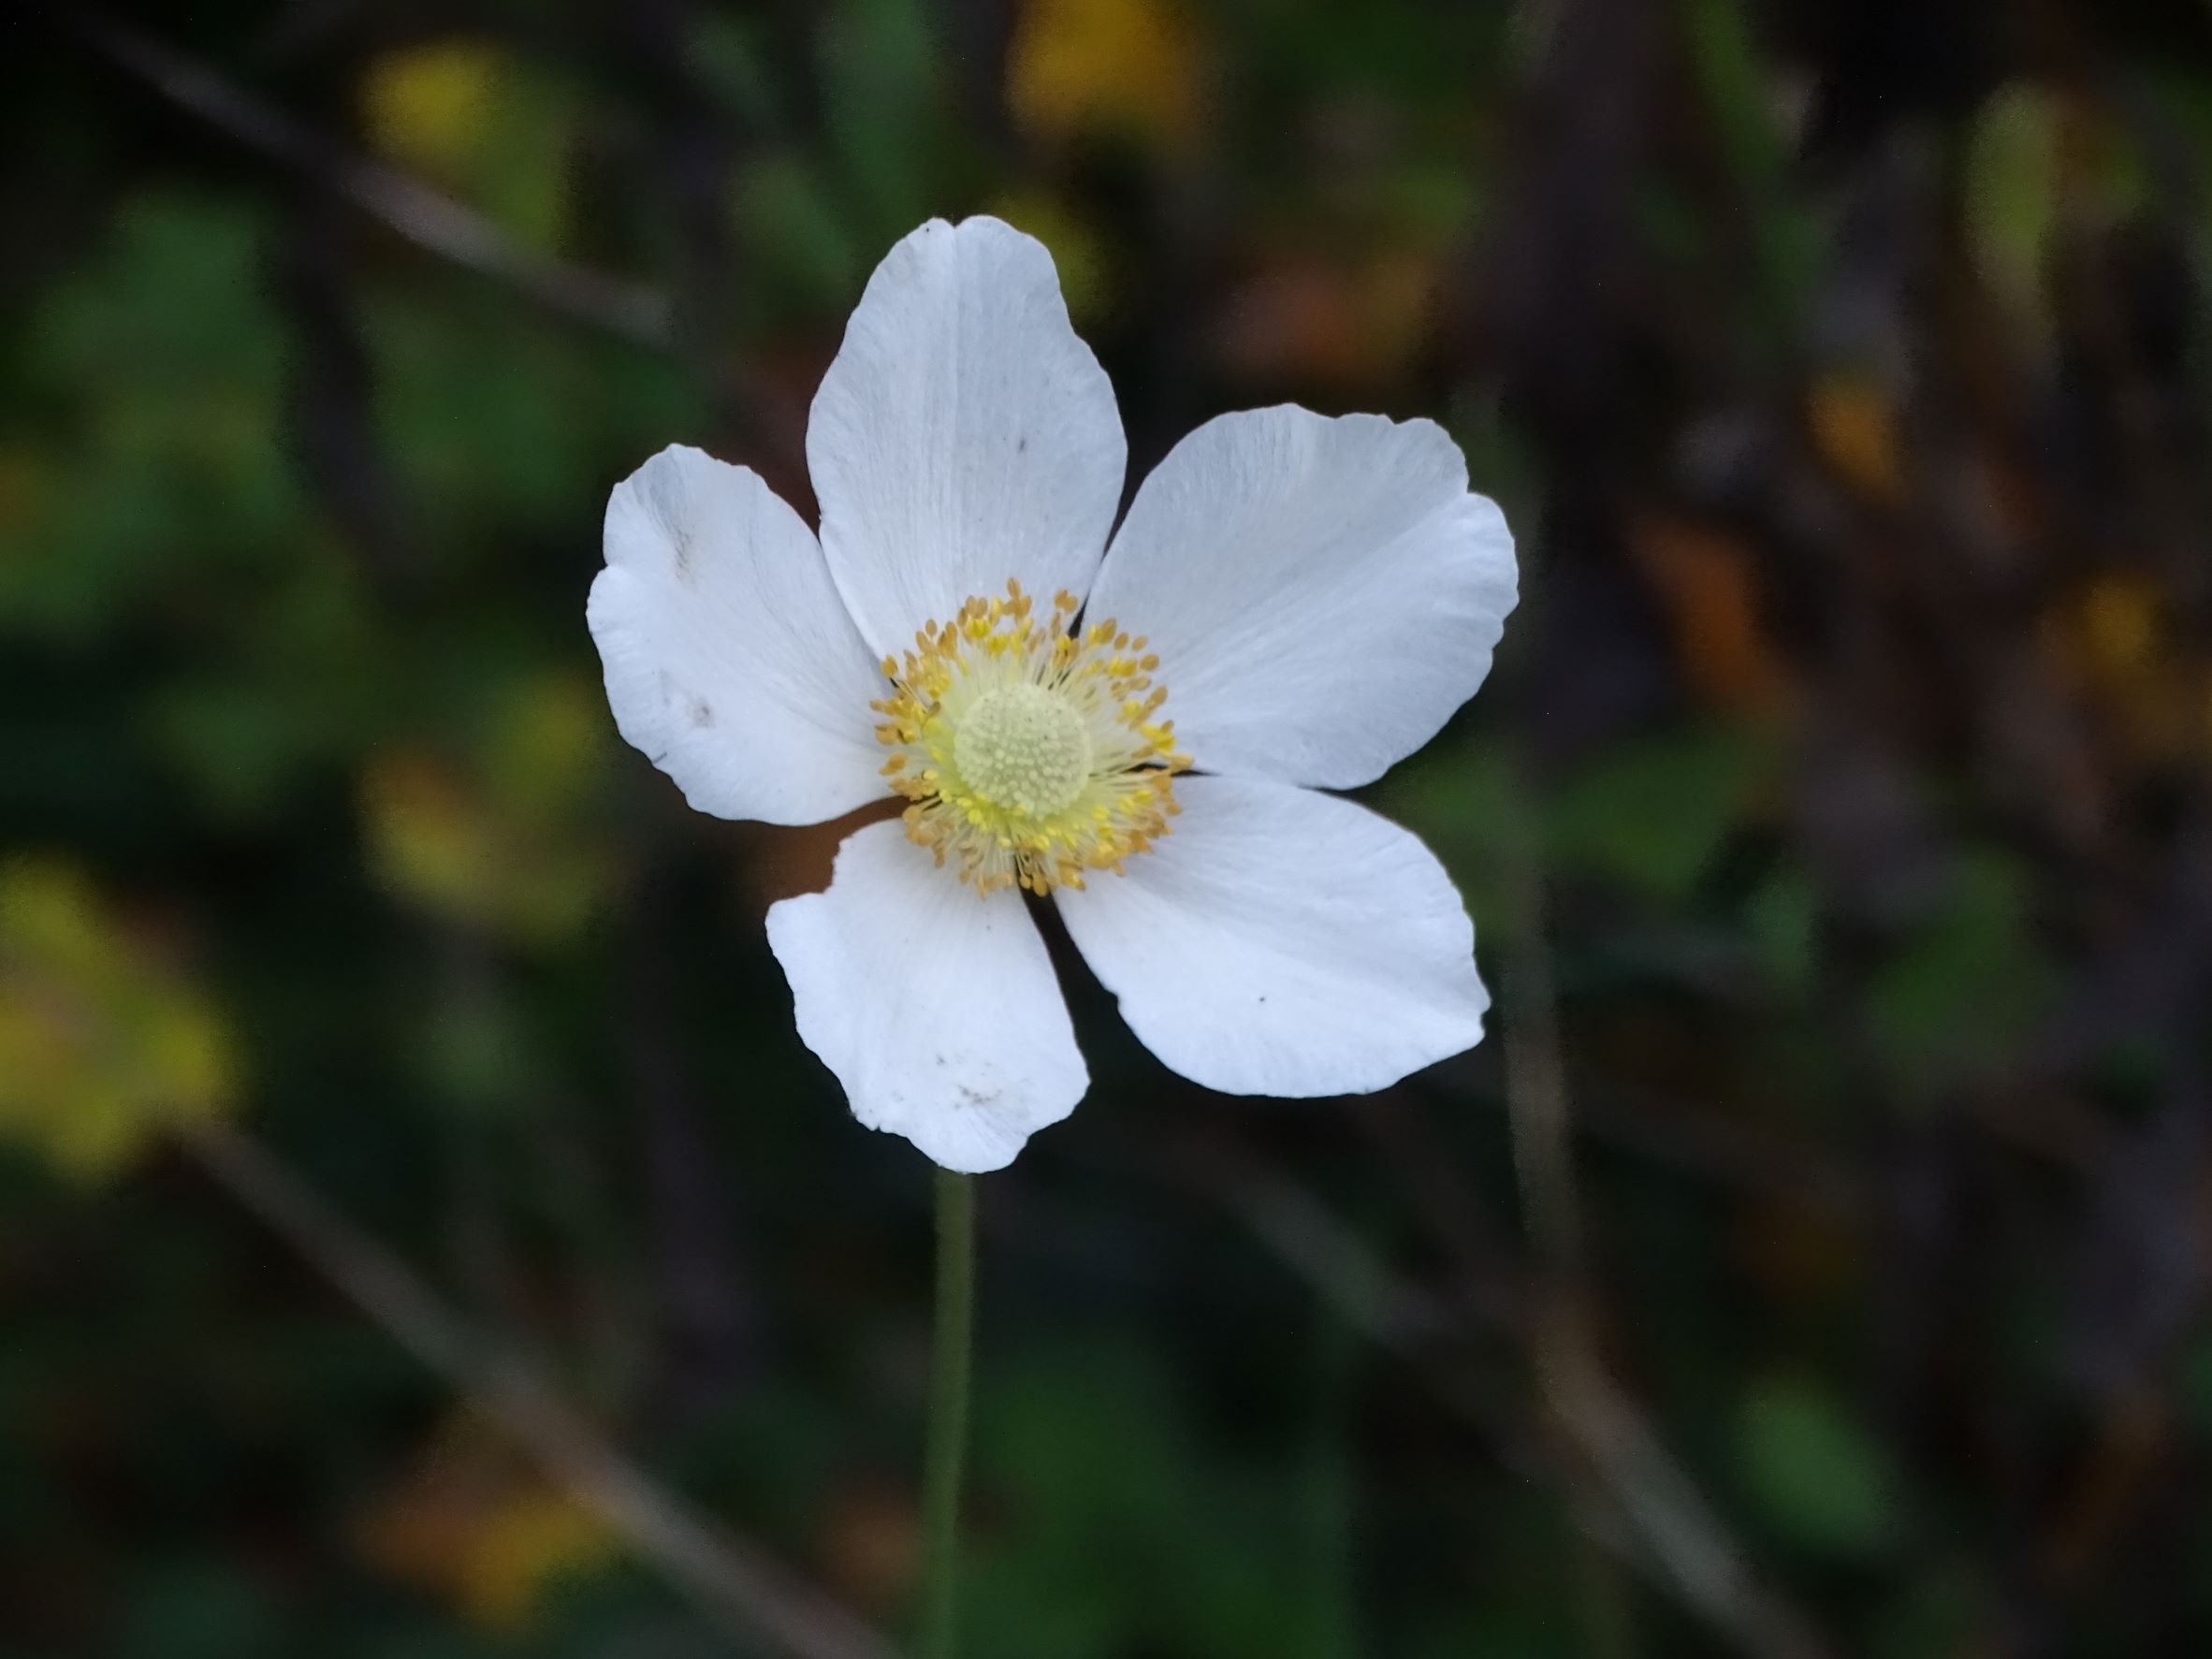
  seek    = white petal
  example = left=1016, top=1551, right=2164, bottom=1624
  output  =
left=589, top=445, right=888, bottom=825
left=1055, top=775, right=1487, bottom=1097
left=1087, top=406, right=1517, bottom=789
left=765, top=822, right=1088, bottom=1171
left=807, top=216, right=1126, bottom=659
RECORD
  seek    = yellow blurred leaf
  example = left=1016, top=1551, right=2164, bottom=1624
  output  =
left=1009, top=0, right=1207, bottom=155
left=358, top=40, right=576, bottom=250
left=816, top=1477, right=920, bottom=1612
left=1628, top=515, right=1795, bottom=715
left=360, top=671, right=615, bottom=944
left=1806, top=375, right=1905, bottom=505
left=2045, top=574, right=2201, bottom=761
left=1966, top=87, right=2063, bottom=336
left=362, top=41, right=507, bottom=179
left=361, top=755, right=494, bottom=921
left=356, top=1413, right=620, bottom=1633
left=2081, top=575, right=2159, bottom=677
left=461, top=1489, right=618, bottom=1630
left=1966, top=86, right=2146, bottom=338
left=0, top=861, right=237, bottom=1181
left=986, top=190, right=1112, bottom=323
left=488, top=673, right=608, bottom=816
left=1214, top=246, right=1439, bottom=392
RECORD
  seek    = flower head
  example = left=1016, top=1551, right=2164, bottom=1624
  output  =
left=589, top=217, right=1517, bottom=1171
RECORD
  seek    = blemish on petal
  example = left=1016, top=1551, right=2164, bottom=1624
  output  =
left=689, top=696, right=715, bottom=728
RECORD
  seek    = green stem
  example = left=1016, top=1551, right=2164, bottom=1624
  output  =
left=920, top=1168, right=976, bottom=1659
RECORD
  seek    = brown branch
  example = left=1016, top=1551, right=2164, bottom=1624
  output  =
left=181, top=1120, right=898, bottom=1659
left=1200, top=1136, right=1831, bottom=1659
left=1491, top=747, right=1831, bottom=1659
left=62, top=7, right=674, bottom=350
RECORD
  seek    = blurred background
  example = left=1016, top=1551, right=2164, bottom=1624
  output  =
left=7, top=0, right=2212, bottom=1653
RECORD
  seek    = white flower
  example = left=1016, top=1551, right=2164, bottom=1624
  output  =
left=589, top=217, right=1517, bottom=1172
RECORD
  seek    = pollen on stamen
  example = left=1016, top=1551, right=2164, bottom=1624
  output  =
left=869, top=578, right=1194, bottom=896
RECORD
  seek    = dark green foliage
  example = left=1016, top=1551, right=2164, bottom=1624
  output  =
left=6, top=1, right=2212, bottom=1654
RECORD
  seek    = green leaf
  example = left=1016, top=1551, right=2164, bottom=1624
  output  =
left=1866, top=852, right=2056, bottom=1097
left=117, top=1558, right=282, bottom=1659
left=1737, top=1375, right=1900, bottom=1560
left=2180, top=1334, right=2212, bottom=1437
left=1372, top=737, right=1526, bottom=946
left=1, top=193, right=303, bottom=644
left=1866, top=1566, right=1986, bottom=1659
left=736, top=153, right=869, bottom=315
left=1683, top=0, right=1821, bottom=324
left=1965, top=89, right=2062, bottom=336
left=1545, top=723, right=1779, bottom=906
left=820, top=0, right=946, bottom=239
left=1746, top=868, right=1819, bottom=996
left=968, top=1346, right=1329, bottom=1659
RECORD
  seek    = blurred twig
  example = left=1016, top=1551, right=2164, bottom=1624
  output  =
left=59, top=7, right=674, bottom=349
left=181, top=1120, right=899, bottom=1659
left=625, top=879, right=764, bottom=1421
left=1493, top=766, right=1638, bottom=1659
left=1205, top=1139, right=1831, bottom=1659
left=1492, top=758, right=1831, bottom=1659
left=1194, top=1142, right=1594, bottom=1495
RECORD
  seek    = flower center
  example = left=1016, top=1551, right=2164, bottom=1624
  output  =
left=871, top=579, right=1193, bottom=895
left=953, top=684, right=1092, bottom=817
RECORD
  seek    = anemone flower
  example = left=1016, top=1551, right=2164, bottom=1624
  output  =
left=589, top=216, right=1517, bottom=1173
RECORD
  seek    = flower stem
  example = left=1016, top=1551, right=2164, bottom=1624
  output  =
left=920, top=1168, right=976, bottom=1658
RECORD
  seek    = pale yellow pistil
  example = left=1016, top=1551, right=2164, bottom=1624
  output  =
left=955, top=684, right=1093, bottom=817
left=871, top=579, right=1193, bottom=895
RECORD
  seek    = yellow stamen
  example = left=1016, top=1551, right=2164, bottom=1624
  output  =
left=870, top=579, right=1194, bottom=895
